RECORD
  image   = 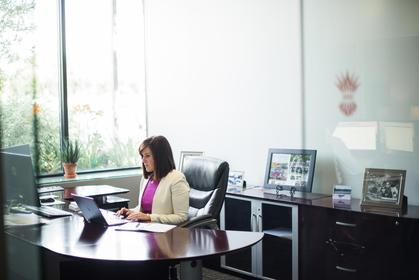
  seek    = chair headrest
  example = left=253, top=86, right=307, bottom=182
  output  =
left=182, top=156, right=229, bottom=192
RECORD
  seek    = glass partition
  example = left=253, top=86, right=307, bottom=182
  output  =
left=302, top=0, right=419, bottom=205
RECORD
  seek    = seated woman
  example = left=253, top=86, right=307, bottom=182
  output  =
left=117, top=135, right=190, bottom=225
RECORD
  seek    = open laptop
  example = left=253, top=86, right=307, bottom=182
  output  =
left=72, top=194, right=128, bottom=227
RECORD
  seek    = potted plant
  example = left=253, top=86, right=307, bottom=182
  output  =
left=61, top=138, right=80, bottom=178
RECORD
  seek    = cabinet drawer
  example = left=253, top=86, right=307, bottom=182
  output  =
left=300, top=205, right=404, bottom=280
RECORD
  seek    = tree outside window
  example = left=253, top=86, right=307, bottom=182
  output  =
left=0, top=0, right=146, bottom=175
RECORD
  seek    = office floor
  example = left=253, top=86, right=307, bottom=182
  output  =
left=203, top=268, right=250, bottom=280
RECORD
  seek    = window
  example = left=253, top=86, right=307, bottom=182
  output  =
left=0, top=0, right=146, bottom=175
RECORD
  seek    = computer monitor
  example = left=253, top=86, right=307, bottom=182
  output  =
left=1, top=144, right=31, bottom=156
left=263, top=148, right=317, bottom=192
left=0, top=151, right=39, bottom=207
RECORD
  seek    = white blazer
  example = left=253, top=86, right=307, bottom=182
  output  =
left=135, top=170, right=190, bottom=225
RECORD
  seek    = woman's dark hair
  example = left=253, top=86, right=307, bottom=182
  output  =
left=139, top=135, right=176, bottom=180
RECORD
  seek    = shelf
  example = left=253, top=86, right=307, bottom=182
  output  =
left=263, top=227, right=292, bottom=240
left=100, top=195, right=130, bottom=211
left=37, top=169, right=141, bottom=186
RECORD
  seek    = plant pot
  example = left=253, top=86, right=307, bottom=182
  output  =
left=63, top=163, right=77, bottom=178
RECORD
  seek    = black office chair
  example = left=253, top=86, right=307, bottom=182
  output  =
left=178, top=156, right=229, bottom=229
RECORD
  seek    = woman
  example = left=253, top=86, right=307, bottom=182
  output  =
left=117, top=136, right=190, bottom=225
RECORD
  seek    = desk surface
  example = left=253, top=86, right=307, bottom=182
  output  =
left=227, top=186, right=329, bottom=205
left=63, top=185, right=129, bottom=200
left=6, top=215, right=263, bottom=262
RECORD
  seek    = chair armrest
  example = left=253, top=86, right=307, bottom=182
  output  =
left=179, top=214, right=219, bottom=229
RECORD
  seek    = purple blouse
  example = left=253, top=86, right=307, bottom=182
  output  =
left=141, top=178, right=160, bottom=214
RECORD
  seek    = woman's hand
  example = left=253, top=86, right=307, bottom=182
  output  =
left=116, top=208, right=151, bottom=221
left=126, top=211, right=151, bottom=222
left=116, top=207, right=131, bottom=217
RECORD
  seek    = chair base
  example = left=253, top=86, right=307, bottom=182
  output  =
left=180, top=260, right=202, bottom=280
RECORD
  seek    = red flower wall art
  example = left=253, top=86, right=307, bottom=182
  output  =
left=336, top=72, right=360, bottom=116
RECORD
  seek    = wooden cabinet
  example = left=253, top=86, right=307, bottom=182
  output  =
left=221, top=189, right=419, bottom=280
left=401, top=218, right=419, bottom=279
left=220, top=195, right=298, bottom=280
left=300, top=205, right=419, bottom=280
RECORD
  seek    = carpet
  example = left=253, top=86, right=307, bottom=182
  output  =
left=203, top=267, right=247, bottom=280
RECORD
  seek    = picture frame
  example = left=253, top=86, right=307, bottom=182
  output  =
left=361, top=168, right=406, bottom=209
left=228, top=170, right=245, bottom=187
left=178, top=151, right=204, bottom=172
left=263, top=148, right=317, bottom=192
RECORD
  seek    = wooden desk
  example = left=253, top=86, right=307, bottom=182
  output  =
left=5, top=215, right=263, bottom=279
left=64, top=185, right=130, bottom=210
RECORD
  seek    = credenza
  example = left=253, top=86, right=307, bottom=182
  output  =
left=220, top=187, right=419, bottom=280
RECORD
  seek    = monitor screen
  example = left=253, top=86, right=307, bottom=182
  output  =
left=1, top=144, right=31, bottom=156
left=264, top=148, right=317, bottom=192
left=1, top=151, right=39, bottom=206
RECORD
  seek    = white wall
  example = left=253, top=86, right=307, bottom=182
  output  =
left=144, top=0, right=302, bottom=186
left=303, top=0, right=419, bottom=204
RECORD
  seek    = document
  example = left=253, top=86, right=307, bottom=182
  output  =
left=4, top=213, right=47, bottom=227
left=115, top=222, right=176, bottom=233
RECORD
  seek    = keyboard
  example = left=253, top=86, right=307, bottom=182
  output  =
left=25, top=205, right=73, bottom=218
left=100, top=209, right=128, bottom=226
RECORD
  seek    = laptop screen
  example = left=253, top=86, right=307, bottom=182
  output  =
left=72, top=194, right=127, bottom=226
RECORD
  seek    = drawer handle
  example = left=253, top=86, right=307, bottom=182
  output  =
left=252, top=213, right=258, bottom=231
left=335, top=221, right=356, bottom=227
left=336, top=266, right=357, bottom=273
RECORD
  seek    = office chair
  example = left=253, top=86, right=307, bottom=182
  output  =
left=170, top=156, right=229, bottom=280
left=178, top=156, right=229, bottom=229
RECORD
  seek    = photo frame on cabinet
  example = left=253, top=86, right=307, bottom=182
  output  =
left=361, top=168, right=406, bottom=209
left=178, top=151, right=204, bottom=172
left=263, top=148, right=317, bottom=192
left=228, top=170, right=245, bottom=187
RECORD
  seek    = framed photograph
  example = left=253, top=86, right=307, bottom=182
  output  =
left=263, top=148, right=317, bottom=192
left=228, top=170, right=244, bottom=187
left=178, top=151, right=204, bottom=172
left=361, top=168, right=406, bottom=209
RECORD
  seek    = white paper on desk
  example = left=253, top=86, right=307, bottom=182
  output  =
left=4, top=213, right=48, bottom=227
left=115, top=222, right=176, bottom=233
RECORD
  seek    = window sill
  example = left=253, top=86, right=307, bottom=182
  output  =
left=37, top=168, right=142, bottom=186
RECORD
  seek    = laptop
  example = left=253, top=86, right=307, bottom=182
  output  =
left=72, top=194, right=128, bottom=227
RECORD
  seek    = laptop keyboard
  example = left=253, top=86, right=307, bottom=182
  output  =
left=25, top=205, right=73, bottom=218
left=100, top=209, right=127, bottom=225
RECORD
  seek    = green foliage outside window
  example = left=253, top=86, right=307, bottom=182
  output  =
left=1, top=1, right=142, bottom=176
